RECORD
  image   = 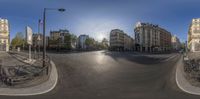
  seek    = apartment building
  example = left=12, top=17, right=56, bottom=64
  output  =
left=77, top=34, right=89, bottom=49
left=124, top=34, right=134, bottom=51
left=110, top=29, right=134, bottom=51
left=0, top=18, right=9, bottom=51
left=188, top=18, right=200, bottom=52
left=50, top=29, right=70, bottom=41
left=134, top=22, right=172, bottom=52
left=32, top=33, right=43, bottom=46
left=49, top=29, right=70, bottom=48
left=171, top=35, right=181, bottom=51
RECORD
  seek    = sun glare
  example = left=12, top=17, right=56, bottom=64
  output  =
left=96, top=33, right=105, bottom=41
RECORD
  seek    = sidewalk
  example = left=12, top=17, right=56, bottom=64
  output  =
left=0, top=52, right=27, bottom=66
left=187, top=52, right=200, bottom=59
left=0, top=51, right=58, bottom=96
left=176, top=55, right=200, bottom=95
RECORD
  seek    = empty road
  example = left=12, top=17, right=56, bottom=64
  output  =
left=1, top=51, right=200, bottom=99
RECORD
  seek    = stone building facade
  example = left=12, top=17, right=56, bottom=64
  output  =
left=134, top=22, right=172, bottom=52
left=188, top=18, right=200, bottom=52
left=110, top=29, right=134, bottom=51
left=0, top=18, right=9, bottom=51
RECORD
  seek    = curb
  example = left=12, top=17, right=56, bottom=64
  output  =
left=0, top=60, right=58, bottom=96
left=175, top=56, right=200, bottom=95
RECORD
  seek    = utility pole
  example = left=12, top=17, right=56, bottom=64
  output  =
left=43, top=8, right=46, bottom=67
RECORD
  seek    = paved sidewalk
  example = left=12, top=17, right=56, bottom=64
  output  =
left=187, top=52, right=200, bottom=59
left=176, top=55, right=200, bottom=95
left=0, top=52, right=58, bottom=96
left=0, top=52, right=26, bottom=66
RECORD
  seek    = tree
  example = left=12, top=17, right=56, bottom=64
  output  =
left=71, top=34, right=77, bottom=43
left=85, top=37, right=95, bottom=49
left=11, top=32, right=25, bottom=48
left=63, top=33, right=77, bottom=50
left=101, top=38, right=109, bottom=49
left=64, top=34, right=71, bottom=50
left=70, top=34, right=77, bottom=49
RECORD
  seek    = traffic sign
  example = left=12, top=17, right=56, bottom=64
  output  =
left=26, top=26, right=33, bottom=45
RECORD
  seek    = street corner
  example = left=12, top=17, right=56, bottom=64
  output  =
left=176, top=55, right=200, bottom=95
left=0, top=59, right=58, bottom=96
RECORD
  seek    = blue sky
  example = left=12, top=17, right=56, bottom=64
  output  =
left=0, top=0, right=200, bottom=42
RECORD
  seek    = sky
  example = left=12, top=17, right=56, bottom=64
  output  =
left=1, top=0, right=200, bottom=42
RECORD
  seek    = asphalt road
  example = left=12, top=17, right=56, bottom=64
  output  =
left=1, top=50, right=200, bottom=99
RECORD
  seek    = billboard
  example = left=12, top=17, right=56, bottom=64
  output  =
left=26, top=26, right=33, bottom=45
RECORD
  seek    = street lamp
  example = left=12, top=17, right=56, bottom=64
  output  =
left=38, top=19, right=41, bottom=56
left=42, top=8, right=65, bottom=67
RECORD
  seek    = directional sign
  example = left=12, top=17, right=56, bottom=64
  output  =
left=26, top=26, right=33, bottom=45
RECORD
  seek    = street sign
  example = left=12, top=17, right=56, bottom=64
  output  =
left=26, top=26, right=33, bottom=45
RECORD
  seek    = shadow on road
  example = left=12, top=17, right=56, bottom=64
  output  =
left=46, top=50, right=103, bottom=54
left=101, top=51, right=169, bottom=65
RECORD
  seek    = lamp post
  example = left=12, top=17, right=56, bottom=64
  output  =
left=42, top=8, right=65, bottom=67
left=38, top=19, right=41, bottom=56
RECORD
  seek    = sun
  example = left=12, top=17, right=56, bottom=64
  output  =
left=96, top=33, right=105, bottom=41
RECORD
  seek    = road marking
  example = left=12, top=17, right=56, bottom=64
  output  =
left=161, top=54, right=178, bottom=62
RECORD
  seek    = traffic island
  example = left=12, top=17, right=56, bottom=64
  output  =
left=176, top=53, right=200, bottom=95
left=0, top=51, right=58, bottom=96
